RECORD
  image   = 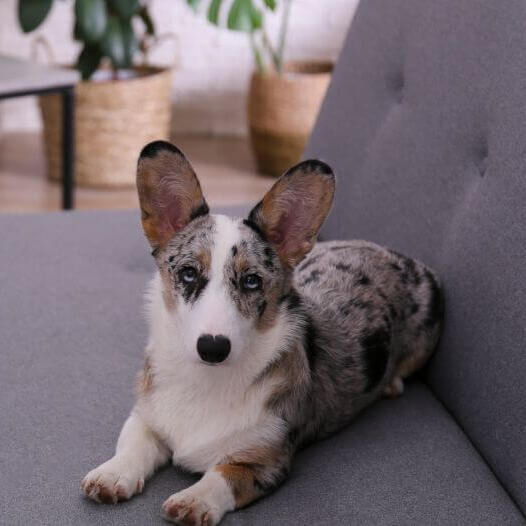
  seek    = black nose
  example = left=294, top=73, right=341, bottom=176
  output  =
left=196, top=334, right=231, bottom=364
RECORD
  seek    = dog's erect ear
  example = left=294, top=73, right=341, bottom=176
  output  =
left=136, top=141, right=209, bottom=249
left=247, top=160, right=335, bottom=268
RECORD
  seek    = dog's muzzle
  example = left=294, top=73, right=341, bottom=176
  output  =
left=196, top=334, right=231, bottom=364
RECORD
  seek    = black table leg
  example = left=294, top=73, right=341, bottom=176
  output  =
left=61, top=87, right=75, bottom=210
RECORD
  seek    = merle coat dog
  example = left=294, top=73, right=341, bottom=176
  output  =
left=81, top=141, right=443, bottom=525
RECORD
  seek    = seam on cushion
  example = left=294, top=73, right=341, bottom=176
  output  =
left=425, top=382, right=526, bottom=521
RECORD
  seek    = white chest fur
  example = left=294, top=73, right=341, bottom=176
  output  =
left=138, top=364, right=284, bottom=473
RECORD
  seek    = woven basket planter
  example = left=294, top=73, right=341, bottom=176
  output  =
left=40, top=66, right=172, bottom=187
left=247, top=61, right=333, bottom=177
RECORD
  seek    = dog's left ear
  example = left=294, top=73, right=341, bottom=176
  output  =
left=136, top=140, right=209, bottom=250
left=247, top=160, right=335, bottom=268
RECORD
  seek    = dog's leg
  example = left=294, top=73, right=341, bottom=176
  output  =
left=81, top=411, right=169, bottom=504
left=383, top=376, right=405, bottom=398
left=162, top=451, right=290, bottom=525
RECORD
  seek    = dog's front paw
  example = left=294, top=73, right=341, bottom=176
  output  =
left=162, top=493, right=222, bottom=526
left=81, top=458, right=144, bottom=504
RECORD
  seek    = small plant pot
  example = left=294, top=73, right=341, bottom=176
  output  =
left=247, top=60, right=333, bottom=177
left=40, top=66, right=172, bottom=187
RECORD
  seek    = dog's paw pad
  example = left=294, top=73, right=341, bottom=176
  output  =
left=162, top=494, right=216, bottom=526
left=81, top=463, right=143, bottom=504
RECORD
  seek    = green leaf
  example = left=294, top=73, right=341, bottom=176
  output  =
left=73, top=20, right=85, bottom=41
left=138, top=6, right=155, bottom=35
left=18, top=0, right=53, bottom=32
left=108, top=0, right=139, bottom=20
left=207, top=0, right=223, bottom=25
left=101, top=16, right=126, bottom=68
left=250, top=3, right=263, bottom=30
left=76, top=44, right=102, bottom=80
left=227, top=0, right=261, bottom=32
left=187, top=0, right=201, bottom=10
left=75, top=0, right=107, bottom=43
left=264, top=0, right=276, bottom=10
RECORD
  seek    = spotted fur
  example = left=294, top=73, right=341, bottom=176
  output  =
left=82, top=141, right=443, bottom=526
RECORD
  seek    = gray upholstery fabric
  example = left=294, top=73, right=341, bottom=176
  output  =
left=306, top=0, right=526, bottom=515
left=1, top=210, right=523, bottom=525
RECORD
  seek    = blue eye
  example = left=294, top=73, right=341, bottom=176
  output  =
left=241, top=274, right=262, bottom=291
left=180, top=267, right=197, bottom=284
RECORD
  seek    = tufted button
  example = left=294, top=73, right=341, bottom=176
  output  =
left=476, top=142, right=489, bottom=177
left=392, top=74, right=404, bottom=103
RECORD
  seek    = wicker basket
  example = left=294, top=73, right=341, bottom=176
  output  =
left=247, top=61, right=333, bottom=177
left=40, top=66, right=172, bottom=187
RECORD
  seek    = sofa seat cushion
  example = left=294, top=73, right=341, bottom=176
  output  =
left=1, top=210, right=523, bottom=525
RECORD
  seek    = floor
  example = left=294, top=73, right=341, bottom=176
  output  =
left=0, top=132, right=274, bottom=213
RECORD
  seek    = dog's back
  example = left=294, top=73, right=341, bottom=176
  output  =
left=290, top=240, right=443, bottom=445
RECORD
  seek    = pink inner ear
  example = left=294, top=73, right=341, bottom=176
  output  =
left=154, top=175, right=195, bottom=241
left=272, top=190, right=316, bottom=254
left=268, top=222, right=286, bottom=245
left=165, top=199, right=186, bottom=233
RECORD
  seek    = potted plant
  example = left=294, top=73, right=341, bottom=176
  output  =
left=187, top=0, right=332, bottom=176
left=17, top=0, right=173, bottom=187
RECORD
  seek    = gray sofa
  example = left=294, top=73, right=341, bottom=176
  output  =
left=2, top=0, right=526, bottom=524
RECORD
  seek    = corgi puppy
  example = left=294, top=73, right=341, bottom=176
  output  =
left=81, top=141, right=443, bottom=525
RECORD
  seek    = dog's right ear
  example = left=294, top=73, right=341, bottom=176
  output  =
left=136, top=141, right=209, bottom=250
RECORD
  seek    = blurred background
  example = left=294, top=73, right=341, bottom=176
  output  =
left=0, top=0, right=358, bottom=212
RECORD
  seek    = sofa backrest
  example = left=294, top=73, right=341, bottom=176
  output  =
left=305, top=0, right=526, bottom=513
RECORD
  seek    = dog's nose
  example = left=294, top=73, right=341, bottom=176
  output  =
left=196, top=334, right=231, bottom=364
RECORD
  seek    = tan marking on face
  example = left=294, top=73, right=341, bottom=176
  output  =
left=255, top=285, right=282, bottom=332
left=137, top=357, right=154, bottom=397
left=228, top=237, right=286, bottom=330
left=159, top=266, right=177, bottom=311
left=233, top=254, right=249, bottom=275
left=196, top=249, right=212, bottom=274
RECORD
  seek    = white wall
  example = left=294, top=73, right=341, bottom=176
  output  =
left=0, top=0, right=358, bottom=135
